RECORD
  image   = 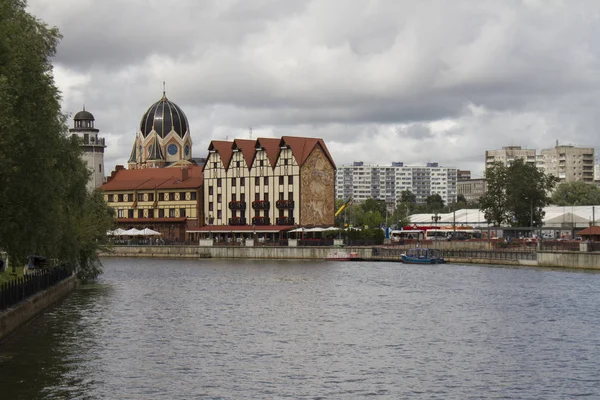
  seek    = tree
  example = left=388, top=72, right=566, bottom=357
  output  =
left=400, top=190, right=416, bottom=204
left=551, top=181, right=600, bottom=206
left=479, top=160, right=558, bottom=226
left=425, top=194, right=445, bottom=212
left=361, top=198, right=387, bottom=217
left=0, top=1, right=113, bottom=280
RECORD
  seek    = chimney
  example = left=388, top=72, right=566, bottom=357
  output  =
left=181, top=167, right=189, bottom=181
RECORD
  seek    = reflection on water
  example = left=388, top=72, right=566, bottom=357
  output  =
left=1, top=258, right=600, bottom=399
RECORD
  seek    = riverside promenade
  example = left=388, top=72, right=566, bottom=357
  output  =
left=100, top=240, right=600, bottom=270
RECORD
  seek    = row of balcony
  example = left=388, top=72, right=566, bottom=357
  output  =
left=228, top=217, right=295, bottom=226
left=228, top=200, right=295, bottom=210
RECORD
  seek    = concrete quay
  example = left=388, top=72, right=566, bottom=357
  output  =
left=101, top=245, right=600, bottom=270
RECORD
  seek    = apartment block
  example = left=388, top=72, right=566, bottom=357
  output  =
left=335, top=162, right=457, bottom=208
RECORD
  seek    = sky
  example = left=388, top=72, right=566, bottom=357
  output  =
left=26, top=0, right=600, bottom=178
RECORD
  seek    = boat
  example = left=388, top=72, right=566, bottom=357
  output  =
left=401, top=248, right=446, bottom=264
left=326, top=251, right=363, bottom=261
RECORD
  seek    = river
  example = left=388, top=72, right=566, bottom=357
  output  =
left=1, top=258, right=600, bottom=399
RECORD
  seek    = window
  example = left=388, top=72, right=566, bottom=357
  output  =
left=137, top=193, right=144, bottom=201
left=241, top=193, right=245, bottom=202
left=213, top=162, right=218, bottom=168
left=208, top=186, right=213, bottom=195
left=110, top=194, right=116, bottom=202
left=209, top=202, right=213, bottom=211
left=159, top=193, right=165, bottom=201
left=148, top=193, right=154, bottom=201
left=180, top=192, right=186, bottom=200
left=169, top=209, right=176, bottom=218
left=138, top=209, right=144, bottom=218
left=118, top=194, right=124, bottom=202
left=260, top=160, right=264, bottom=166
left=190, top=192, right=196, bottom=200
left=99, top=164, right=102, bottom=173
left=240, top=177, right=245, bottom=186
left=118, top=209, right=125, bottom=218
left=180, top=208, right=186, bottom=217
left=279, top=209, right=284, bottom=217
left=217, top=178, right=222, bottom=188
left=217, top=194, right=222, bottom=202
left=231, top=193, right=236, bottom=202
left=255, top=177, right=260, bottom=185
left=128, top=209, right=134, bottom=218
left=217, top=210, right=222, bottom=219
left=236, top=161, right=240, bottom=168
left=284, top=159, right=288, bottom=165
left=264, top=176, right=268, bottom=185
left=279, top=176, right=284, bottom=185
left=159, top=209, right=165, bottom=218
left=264, top=192, right=268, bottom=201
left=279, top=192, right=284, bottom=200
left=128, top=194, right=134, bottom=202
left=289, top=191, right=293, bottom=200
left=232, top=178, right=236, bottom=186
left=288, top=176, right=293, bottom=185
left=254, top=210, right=259, bottom=217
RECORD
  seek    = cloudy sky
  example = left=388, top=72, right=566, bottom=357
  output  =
left=27, top=0, right=600, bottom=178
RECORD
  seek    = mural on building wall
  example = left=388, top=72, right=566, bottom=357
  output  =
left=300, top=146, right=335, bottom=226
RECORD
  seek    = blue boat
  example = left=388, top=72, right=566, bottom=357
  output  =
left=401, top=248, right=446, bottom=264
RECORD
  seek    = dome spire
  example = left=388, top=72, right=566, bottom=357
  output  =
left=162, top=81, right=166, bottom=100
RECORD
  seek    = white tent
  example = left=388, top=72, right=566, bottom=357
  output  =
left=140, top=228, right=161, bottom=236
left=288, top=227, right=305, bottom=233
left=113, top=228, right=127, bottom=236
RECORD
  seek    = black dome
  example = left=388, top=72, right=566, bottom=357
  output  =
left=140, top=94, right=189, bottom=138
left=74, top=110, right=94, bottom=120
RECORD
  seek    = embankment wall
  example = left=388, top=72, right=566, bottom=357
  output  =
left=0, top=275, right=77, bottom=342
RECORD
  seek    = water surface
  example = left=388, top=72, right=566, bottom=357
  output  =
left=1, top=258, right=599, bottom=399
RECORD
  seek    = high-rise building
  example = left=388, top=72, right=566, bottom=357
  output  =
left=485, top=146, right=536, bottom=168
left=539, top=145, right=594, bottom=183
left=335, top=162, right=457, bottom=207
left=69, top=107, right=106, bottom=191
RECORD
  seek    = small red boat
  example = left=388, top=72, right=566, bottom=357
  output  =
left=326, top=251, right=363, bottom=261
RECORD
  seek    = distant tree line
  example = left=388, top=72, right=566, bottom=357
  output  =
left=0, top=0, right=114, bottom=281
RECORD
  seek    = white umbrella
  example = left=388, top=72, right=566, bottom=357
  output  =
left=288, top=227, right=305, bottom=233
left=112, top=228, right=127, bottom=236
left=123, top=228, right=143, bottom=236
left=140, top=228, right=161, bottom=236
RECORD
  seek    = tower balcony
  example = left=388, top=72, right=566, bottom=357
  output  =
left=252, top=216, right=270, bottom=226
left=251, top=200, right=270, bottom=210
left=228, top=201, right=246, bottom=210
left=229, top=217, right=247, bottom=225
left=276, top=217, right=295, bottom=225
left=276, top=200, right=295, bottom=209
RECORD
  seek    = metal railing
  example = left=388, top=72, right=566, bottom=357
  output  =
left=0, top=268, right=71, bottom=311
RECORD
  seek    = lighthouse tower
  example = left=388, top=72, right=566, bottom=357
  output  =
left=69, top=107, right=106, bottom=191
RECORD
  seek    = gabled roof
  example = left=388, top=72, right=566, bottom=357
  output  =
left=232, top=139, right=256, bottom=169
left=100, top=166, right=203, bottom=191
left=208, top=140, right=234, bottom=169
left=255, top=138, right=281, bottom=168
left=280, top=136, right=336, bottom=168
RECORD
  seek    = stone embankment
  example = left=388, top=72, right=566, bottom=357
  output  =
left=101, top=244, right=600, bottom=270
left=0, top=275, right=77, bottom=342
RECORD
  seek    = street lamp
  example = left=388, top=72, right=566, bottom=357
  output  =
left=431, top=214, right=441, bottom=225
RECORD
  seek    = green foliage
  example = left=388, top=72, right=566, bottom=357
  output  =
left=0, top=1, right=114, bottom=281
left=426, top=194, right=445, bottom=211
left=400, top=190, right=416, bottom=204
left=479, top=160, right=558, bottom=226
left=551, top=181, right=600, bottom=206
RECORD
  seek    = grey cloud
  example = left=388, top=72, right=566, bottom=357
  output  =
left=25, top=0, right=600, bottom=174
